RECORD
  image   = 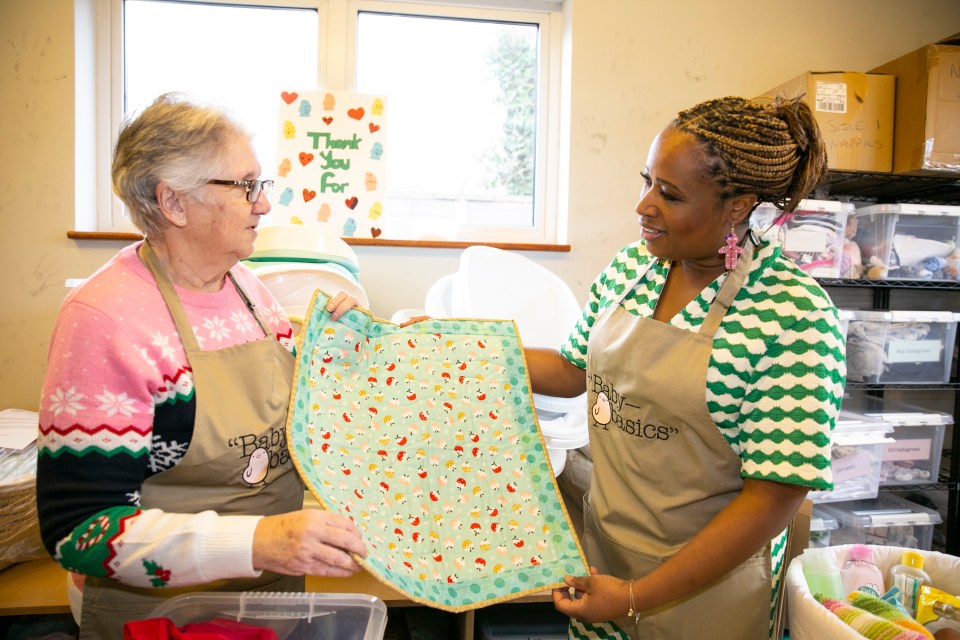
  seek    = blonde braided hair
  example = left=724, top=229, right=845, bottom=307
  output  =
left=674, top=96, right=828, bottom=213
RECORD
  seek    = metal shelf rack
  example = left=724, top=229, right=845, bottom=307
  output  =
left=816, top=170, right=960, bottom=205
left=815, top=171, right=960, bottom=554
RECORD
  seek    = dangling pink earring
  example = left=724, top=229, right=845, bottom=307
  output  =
left=719, top=225, right=744, bottom=270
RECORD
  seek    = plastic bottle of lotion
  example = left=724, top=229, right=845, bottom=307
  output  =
left=802, top=547, right=845, bottom=600
left=889, top=550, right=932, bottom=616
left=840, top=544, right=885, bottom=597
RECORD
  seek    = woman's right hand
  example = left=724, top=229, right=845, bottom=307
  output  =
left=252, top=509, right=367, bottom=577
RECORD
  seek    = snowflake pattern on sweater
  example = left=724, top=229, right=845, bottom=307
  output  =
left=36, top=242, right=295, bottom=587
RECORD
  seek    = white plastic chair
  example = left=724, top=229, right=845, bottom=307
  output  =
left=442, top=246, right=589, bottom=475
left=248, top=224, right=370, bottom=332
left=451, top=245, right=582, bottom=350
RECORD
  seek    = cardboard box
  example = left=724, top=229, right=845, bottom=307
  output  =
left=870, top=35, right=960, bottom=175
left=755, top=71, right=894, bottom=172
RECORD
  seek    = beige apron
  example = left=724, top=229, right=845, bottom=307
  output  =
left=581, top=240, right=775, bottom=640
left=79, top=242, right=304, bottom=639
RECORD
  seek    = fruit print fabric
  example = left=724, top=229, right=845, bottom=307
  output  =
left=287, top=291, right=588, bottom=612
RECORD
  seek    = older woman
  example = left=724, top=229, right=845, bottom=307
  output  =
left=527, top=96, right=846, bottom=639
left=36, top=92, right=366, bottom=638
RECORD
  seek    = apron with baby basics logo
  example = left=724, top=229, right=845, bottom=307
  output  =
left=573, top=239, right=776, bottom=640
left=79, top=242, right=304, bottom=640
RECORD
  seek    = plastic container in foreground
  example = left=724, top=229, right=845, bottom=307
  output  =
left=144, top=592, right=388, bottom=640
left=750, top=199, right=854, bottom=278
left=816, top=493, right=943, bottom=551
left=843, top=309, right=959, bottom=384
left=851, top=203, right=960, bottom=281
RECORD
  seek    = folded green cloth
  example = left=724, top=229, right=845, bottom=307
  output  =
left=848, top=591, right=935, bottom=640
left=816, top=595, right=930, bottom=640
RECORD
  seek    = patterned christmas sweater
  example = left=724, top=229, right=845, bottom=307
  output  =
left=36, top=242, right=296, bottom=588
left=560, top=237, right=846, bottom=490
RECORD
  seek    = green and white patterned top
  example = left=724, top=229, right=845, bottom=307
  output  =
left=561, top=238, right=845, bottom=491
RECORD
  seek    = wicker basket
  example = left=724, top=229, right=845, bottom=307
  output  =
left=0, top=441, right=46, bottom=571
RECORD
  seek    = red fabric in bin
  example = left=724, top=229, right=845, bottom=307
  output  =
left=123, top=617, right=279, bottom=640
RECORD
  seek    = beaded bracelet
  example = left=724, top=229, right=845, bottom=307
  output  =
left=627, top=579, right=641, bottom=624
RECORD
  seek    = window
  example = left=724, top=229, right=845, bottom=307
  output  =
left=79, top=0, right=565, bottom=245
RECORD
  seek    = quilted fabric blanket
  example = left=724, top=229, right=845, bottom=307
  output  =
left=287, top=291, right=588, bottom=611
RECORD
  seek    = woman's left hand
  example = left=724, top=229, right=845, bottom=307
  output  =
left=553, top=567, right=630, bottom=624
left=325, top=291, right=359, bottom=321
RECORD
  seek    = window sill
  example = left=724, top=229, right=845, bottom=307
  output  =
left=67, top=231, right=571, bottom=252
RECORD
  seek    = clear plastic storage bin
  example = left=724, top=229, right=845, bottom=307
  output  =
left=815, top=493, right=943, bottom=551
left=851, top=203, right=960, bottom=280
left=808, top=410, right=893, bottom=504
left=144, top=592, right=388, bottom=640
left=840, top=395, right=950, bottom=487
left=843, top=309, right=959, bottom=384
left=751, top=199, right=854, bottom=278
left=808, top=507, right=839, bottom=548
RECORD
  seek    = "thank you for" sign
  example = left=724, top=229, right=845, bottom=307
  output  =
left=272, top=89, right=387, bottom=239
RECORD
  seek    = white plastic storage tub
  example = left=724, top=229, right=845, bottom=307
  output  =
left=808, top=506, right=840, bottom=549
left=840, top=395, right=950, bottom=487
left=851, top=203, right=960, bottom=280
left=145, top=592, right=388, bottom=640
left=814, top=493, right=943, bottom=551
left=808, top=410, right=893, bottom=504
left=750, top=199, right=854, bottom=278
left=843, top=309, right=959, bottom=384
left=786, top=545, right=960, bottom=640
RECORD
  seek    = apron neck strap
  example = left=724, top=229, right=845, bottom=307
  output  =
left=138, top=241, right=272, bottom=348
left=700, top=231, right=757, bottom=336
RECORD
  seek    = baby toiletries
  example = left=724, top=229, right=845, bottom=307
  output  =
left=803, top=547, right=845, bottom=600
left=916, top=586, right=960, bottom=626
left=889, top=550, right=932, bottom=616
left=841, top=544, right=885, bottom=597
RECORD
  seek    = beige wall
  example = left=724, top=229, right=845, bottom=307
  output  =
left=2, top=0, right=959, bottom=411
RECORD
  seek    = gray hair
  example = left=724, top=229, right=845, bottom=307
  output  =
left=111, top=92, right=251, bottom=238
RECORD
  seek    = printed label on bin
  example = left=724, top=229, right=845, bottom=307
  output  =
left=884, top=438, right=932, bottom=461
left=783, top=229, right=829, bottom=253
left=832, top=448, right=872, bottom=482
left=287, top=291, right=589, bottom=613
left=887, top=340, right=941, bottom=363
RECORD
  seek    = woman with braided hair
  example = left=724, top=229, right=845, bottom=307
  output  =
left=525, top=96, right=845, bottom=639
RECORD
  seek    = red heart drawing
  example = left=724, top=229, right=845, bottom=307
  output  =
left=281, top=91, right=298, bottom=104
left=345, top=196, right=359, bottom=209
left=371, top=227, right=382, bottom=238
left=303, top=189, right=317, bottom=202
left=347, top=107, right=365, bottom=120
left=369, top=122, right=380, bottom=133
left=298, top=152, right=314, bottom=166
left=322, top=116, right=333, bottom=125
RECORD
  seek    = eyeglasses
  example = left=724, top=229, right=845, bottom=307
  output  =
left=206, top=178, right=274, bottom=203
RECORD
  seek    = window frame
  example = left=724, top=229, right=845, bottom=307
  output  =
left=78, top=0, right=566, bottom=246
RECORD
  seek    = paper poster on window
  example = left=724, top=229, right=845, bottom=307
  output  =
left=272, top=89, right=387, bottom=240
